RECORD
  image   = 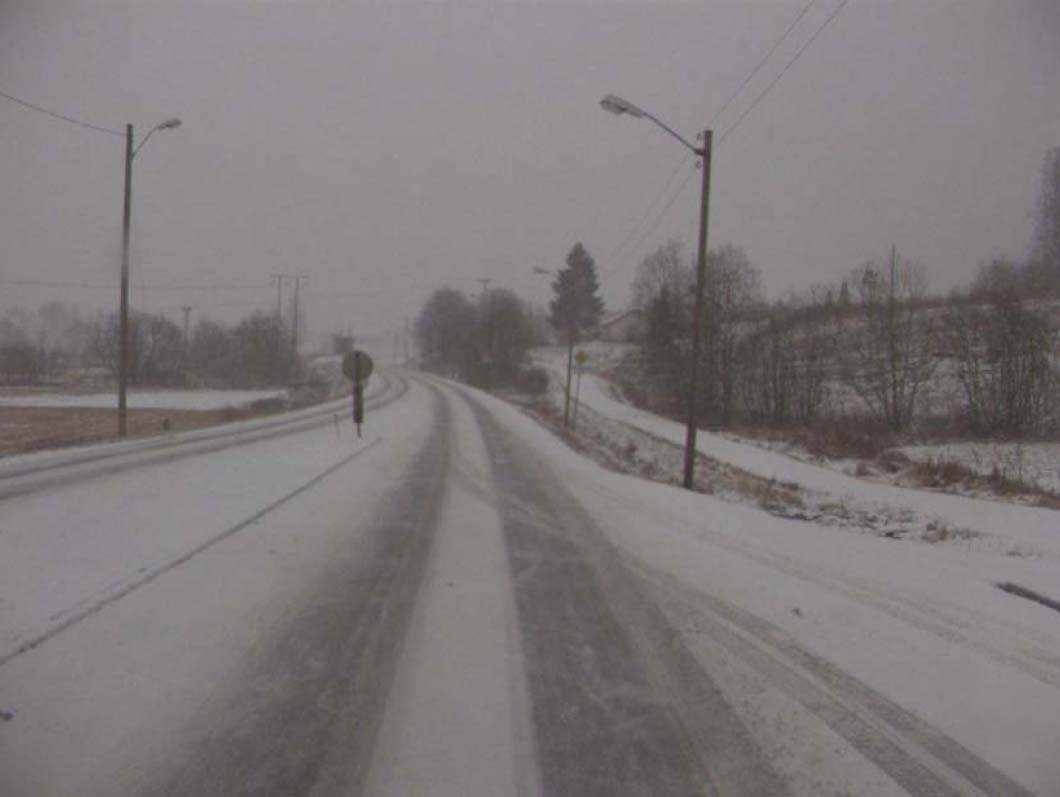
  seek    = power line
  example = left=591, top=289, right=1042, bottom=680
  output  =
left=0, top=87, right=123, bottom=137
left=0, top=278, right=272, bottom=291
left=708, top=0, right=819, bottom=128
left=604, top=0, right=823, bottom=276
left=605, top=153, right=692, bottom=268
left=605, top=167, right=697, bottom=275
left=133, top=282, right=273, bottom=292
left=718, top=0, right=850, bottom=148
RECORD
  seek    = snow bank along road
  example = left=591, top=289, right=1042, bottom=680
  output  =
left=0, top=372, right=1056, bottom=795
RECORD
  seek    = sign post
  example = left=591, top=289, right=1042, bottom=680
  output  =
left=572, top=350, right=588, bottom=431
left=342, top=350, right=374, bottom=438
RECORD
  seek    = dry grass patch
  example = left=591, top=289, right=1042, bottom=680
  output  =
left=0, top=403, right=287, bottom=458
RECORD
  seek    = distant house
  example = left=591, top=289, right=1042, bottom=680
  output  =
left=596, top=308, right=645, bottom=343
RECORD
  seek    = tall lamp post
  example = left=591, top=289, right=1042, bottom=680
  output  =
left=118, top=117, right=181, bottom=437
left=600, top=94, right=712, bottom=490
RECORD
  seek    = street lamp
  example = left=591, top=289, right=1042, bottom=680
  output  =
left=118, top=117, right=182, bottom=437
left=601, top=93, right=712, bottom=490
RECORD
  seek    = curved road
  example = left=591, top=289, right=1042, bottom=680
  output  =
left=0, top=372, right=1050, bottom=795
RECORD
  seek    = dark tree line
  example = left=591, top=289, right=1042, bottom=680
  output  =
left=945, top=295, right=1056, bottom=435
left=0, top=303, right=301, bottom=388
left=627, top=238, right=1058, bottom=437
left=415, top=286, right=542, bottom=388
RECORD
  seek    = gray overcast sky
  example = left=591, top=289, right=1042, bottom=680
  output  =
left=2, top=0, right=1058, bottom=347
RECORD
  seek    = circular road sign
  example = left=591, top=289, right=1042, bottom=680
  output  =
left=342, top=350, right=374, bottom=383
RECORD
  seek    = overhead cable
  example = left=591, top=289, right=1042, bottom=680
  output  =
left=718, top=0, right=850, bottom=148
left=606, top=0, right=826, bottom=275
left=709, top=0, right=819, bottom=128
left=0, top=88, right=123, bottom=137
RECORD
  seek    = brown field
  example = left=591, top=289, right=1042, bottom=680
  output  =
left=0, top=403, right=285, bottom=457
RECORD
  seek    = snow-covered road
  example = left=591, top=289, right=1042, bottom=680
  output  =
left=1, top=370, right=1057, bottom=795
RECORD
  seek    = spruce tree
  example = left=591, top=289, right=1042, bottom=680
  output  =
left=549, top=243, right=605, bottom=425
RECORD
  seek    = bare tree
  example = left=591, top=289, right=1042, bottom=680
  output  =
left=415, top=288, right=477, bottom=379
left=630, top=240, right=692, bottom=311
left=189, top=319, right=235, bottom=385
left=699, top=244, right=762, bottom=425
left=1031, top=146, right=1060, bottom=292
left=230, top=313, right=300, bottom=387
left=971, top=257, right=1025, bottom=299
left=478, top=289, right=536, bottom=386
left=945, top=295, right=1056, bottom=435
left=737, top=295, right=833, bottom=425
left=737, top=308, right=795, bottom=424
left=88, top=311, right=189, bottom=386
left=839, top=248, right=938, bottom=431
left=642, top=284, right=688, bottom=409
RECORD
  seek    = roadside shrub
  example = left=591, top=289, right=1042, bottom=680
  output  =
left=0, top=341, right=46, bottom=384
left=515, top=366, right=549, bottom=395
left=802, top=416, right=892, bottom=461
left=910, top=458, right=971, bottom=487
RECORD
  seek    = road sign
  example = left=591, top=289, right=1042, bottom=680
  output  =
left=575, top=350, right=588, bottom=366
left=342, top=350, right=374, bottom=383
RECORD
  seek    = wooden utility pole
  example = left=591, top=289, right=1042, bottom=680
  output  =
left=180, top=306, right=192, bottom=341
left=888, top=244, right=898, bottom=430
left=272, top=274, right=309, bottom=351
left=683, top=129, right=713, bottom=490
left=477, top=278, right=492, bottom=388
left=599, top=94, right=712, bottom=489
left=118, top=124, right=133, bottom=437
left=271, top=274, right=286, bottom=324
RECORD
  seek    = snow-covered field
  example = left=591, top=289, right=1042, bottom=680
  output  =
left=900, top=441, right=1060, bottom=495
left=534, top=344, right=1060, bottom=502
left=531, top=346, right=1060, bottom=562
left=0, top=388, right=287, bottom=410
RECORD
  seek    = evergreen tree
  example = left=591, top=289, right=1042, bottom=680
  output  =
left=548, top=243, right=605, bottom=337
left=549, top=243, right=605, bottom=425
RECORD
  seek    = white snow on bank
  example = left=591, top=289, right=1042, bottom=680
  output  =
left=900, top=441, right=1060, bottom=495
left=531, top=347, right=1060, bottom=564
left=465, top=379, right=1060, bottom=796
left=0, top=388, right=288, bottom=410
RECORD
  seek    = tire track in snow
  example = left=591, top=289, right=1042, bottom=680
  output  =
left=592, top=482, right=1060, bottom=692
left=456, top=377, right=1035, bottom=795
left=0, top=439, right=382, bottom=669
left=456, top=383, right=787, bottom=796
left=0, top=376, right=412, bottom=668
left=152, top=384, right=451, bottom=796
left=642, top=565, right=1035, bottom=797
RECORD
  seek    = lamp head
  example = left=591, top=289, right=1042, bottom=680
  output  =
left=600, top=95, right=645, bottom=118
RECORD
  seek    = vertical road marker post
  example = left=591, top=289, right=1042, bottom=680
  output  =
left=342, top=350, right=374, bottom=439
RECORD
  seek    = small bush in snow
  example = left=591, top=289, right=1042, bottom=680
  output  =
left=515, top=367, right=549, bottom=395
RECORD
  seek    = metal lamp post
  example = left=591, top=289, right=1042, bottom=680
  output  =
left=600, top=94, right=712, bottom=490
left=118, top=117, right=181, bottom=437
